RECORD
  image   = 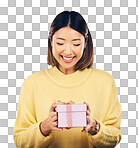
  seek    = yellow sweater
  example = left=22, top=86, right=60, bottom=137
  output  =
left=13, top=66, right=122, bottom=148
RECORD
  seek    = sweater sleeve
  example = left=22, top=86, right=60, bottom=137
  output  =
left=13, top=77, right=54, bottom=148
left=87, top=77, right=122, bottom=148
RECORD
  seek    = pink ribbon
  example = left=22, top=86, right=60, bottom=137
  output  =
left=66, top=104, right=72, bottom=127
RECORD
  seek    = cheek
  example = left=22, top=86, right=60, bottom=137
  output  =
left=54, top=43, right=62, bottom=51
left=52, top=47, right=57, bottom=57
left=52, top=44, right=59, bottom=55
left=77, top=46, right=84, bottom=55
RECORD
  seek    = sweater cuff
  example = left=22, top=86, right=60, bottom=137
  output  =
left=87, top=120, right=121, bottom=147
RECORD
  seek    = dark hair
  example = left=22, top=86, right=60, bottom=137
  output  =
left=47, top=10, right=94, bottom=71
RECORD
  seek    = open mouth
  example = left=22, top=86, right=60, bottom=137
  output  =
left=60, top=55, right=76, bottom=59
left=60, top=55, right=76, bottom=62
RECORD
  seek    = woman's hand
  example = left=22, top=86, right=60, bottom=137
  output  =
left=40, top=100, right=65, bottom=136
left=81, top=101, right=97, bottom=134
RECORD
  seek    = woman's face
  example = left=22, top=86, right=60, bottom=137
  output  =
left=51, top=26, right=86, bottom=75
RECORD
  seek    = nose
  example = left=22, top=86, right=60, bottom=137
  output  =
left=64, top=44, right=72, bottom=54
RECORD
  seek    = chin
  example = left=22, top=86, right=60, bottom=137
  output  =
left=59, top=63, right=76, bottom=69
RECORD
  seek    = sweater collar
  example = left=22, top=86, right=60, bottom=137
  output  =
left=45, top=66, right=92, bottom=87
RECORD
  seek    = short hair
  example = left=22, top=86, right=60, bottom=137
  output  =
left=47, top=10, right=94, bottom=71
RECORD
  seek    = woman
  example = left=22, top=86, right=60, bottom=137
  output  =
left=13, top=11, right=122, bottom=148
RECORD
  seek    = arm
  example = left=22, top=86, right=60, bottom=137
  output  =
left=86, top=77, right=122, bottom=148
left=13, top=77, right=54, bottom=148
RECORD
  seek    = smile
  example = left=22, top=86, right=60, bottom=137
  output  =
left=60, top=55, right=75, bottom=63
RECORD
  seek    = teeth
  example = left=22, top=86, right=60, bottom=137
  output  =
left=62, top=56, right=73, bottom=60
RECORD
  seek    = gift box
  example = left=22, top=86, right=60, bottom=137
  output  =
left=57, top=104, right=87, bottom=128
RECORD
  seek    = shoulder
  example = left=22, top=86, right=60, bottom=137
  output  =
left=91, top=68, right=115, bottom=84
left=23, top=69, right=47, bottom=83
left=92, top=68, right=114, bottom=79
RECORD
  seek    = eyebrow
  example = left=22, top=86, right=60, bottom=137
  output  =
left=56, top=37, right=81, bottom=41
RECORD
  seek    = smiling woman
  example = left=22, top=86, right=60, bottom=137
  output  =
left=13, top=10, right=122, bottom=148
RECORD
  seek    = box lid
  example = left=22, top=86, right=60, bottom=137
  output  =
left=57, top=104, right=87, bottom=112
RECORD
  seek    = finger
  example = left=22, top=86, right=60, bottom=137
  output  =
left=55, top=100, right=66, bottom=112
left=86, top=110, right=91, bottom=116
left=85, top=115, right=91, bottom=126
left=81, top=124, right=91, bottom=133
left=83, top=101, right=91, bottom=113
left=57, top=100, right=66, bottom=105
left=67, top=101, right=75, bottom=104
left=82, top=117, right=96, bottom=133
left=81, top=116, right=91, bottom=133
left=85, top=125, right=91, bottom=132
left=81, top=127, right=85, bottom=133
left=81, top=126, right=88, bottom=133
left=86, top=115, right=91, bottom=124
left=52, top=115, right=58, bottom=122
left=52, top=121, right=58, bottom=127
left=52, top=122, right=63, bottom=130
left=50, top=111, right=57, bottom=118
left=52, top=126, right=63, bottom=131
left=49, top=102, right=57, bottom=112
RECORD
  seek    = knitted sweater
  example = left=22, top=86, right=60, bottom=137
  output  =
left=13, top=66, right=122, bottom=148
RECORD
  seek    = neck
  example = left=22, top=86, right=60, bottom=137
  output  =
left=58, top=65, right=76, bottom=75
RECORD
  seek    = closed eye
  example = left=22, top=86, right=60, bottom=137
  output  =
left=57, top=43, right=63, bottom=45
left=57, top=43, right=80, bottom=46
left=74, top=44, right=80, bottom=46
